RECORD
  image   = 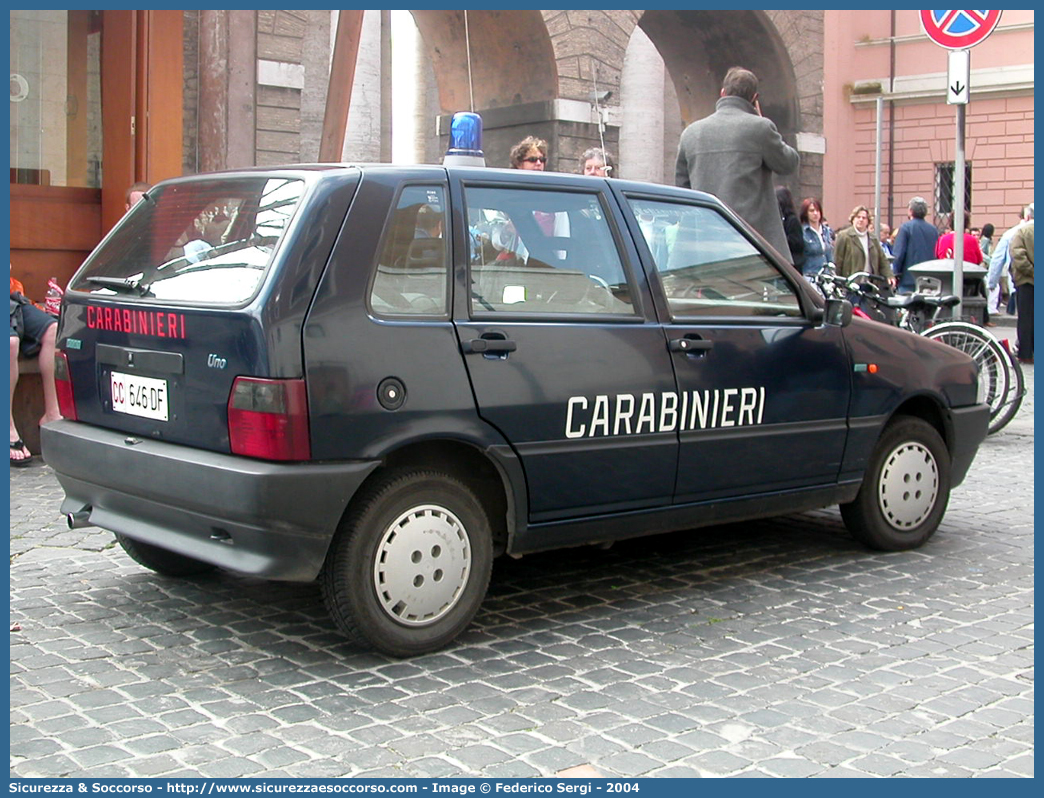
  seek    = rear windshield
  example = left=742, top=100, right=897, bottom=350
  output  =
left=70, top=176, right=307, bottom=305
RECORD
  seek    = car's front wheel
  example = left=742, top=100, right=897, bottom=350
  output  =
left=320, top=468, right=493, bottom=657
left=840, top=416, right=951, bottom=551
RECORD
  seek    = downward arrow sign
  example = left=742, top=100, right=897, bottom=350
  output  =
left=947, top=50, right=970, bottom=105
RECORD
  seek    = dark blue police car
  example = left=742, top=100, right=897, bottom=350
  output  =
left=42, top=164, right=989, bottom=656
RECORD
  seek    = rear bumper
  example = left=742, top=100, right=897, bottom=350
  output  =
left=949, top=403, right=990, bottom=487
left=41, top=420, right=381, bottom=581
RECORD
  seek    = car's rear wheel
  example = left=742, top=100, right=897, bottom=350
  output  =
left=320, top=468, right=493, bottom=657
left=840, top=416, right=951, bottom=551
left=115, top=533, right=217, bottom=577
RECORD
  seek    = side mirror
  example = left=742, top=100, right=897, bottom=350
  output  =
left=821, top=297, right=853, bottom=328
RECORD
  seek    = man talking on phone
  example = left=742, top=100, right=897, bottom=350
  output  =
left=674, top=66, right=800, bottom=263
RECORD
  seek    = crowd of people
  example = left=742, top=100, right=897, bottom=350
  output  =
left=499, top=87, right=1031, bottom=367
left=10, top=68, right=1035, bottom=466
left=498, top=67, right=1031, bottom=365
left=500, top=66, right=1032, bottom=368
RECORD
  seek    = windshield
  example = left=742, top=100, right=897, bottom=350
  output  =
left=71, top=176, right=307, bottom=304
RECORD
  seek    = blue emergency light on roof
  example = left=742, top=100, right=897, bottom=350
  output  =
left=443, top=111, right=485, bottom=167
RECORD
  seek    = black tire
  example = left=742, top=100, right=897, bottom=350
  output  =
left=840, top=416, right=951, bottom=551
left=115, top=533, right=217, bottom=577
left=319, top=468, right=493, bottom=657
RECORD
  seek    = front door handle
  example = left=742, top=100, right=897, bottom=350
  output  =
left=669, top=337, right=713, bottom=354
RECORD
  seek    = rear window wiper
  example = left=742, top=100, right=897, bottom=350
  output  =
left=84, top=276, right=153, bottom=297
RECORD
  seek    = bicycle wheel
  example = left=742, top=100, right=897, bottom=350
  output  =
left=987, top=338, right=1025, bottom=433
left=923, top=321, right=1022, bottom=434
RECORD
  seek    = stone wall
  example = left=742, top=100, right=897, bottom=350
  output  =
left=765, top=10, right=826, bottom=203
left=256, top=11, right=308, bottom=165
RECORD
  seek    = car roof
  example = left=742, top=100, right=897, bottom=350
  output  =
left=156, top=162, right=722, bottom=205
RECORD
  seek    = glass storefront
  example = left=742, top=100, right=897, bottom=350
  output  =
left=10, top=10, right=102, bottom=187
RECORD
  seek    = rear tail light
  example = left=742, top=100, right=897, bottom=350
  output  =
left=227, top=377, right=310, bottom=461
left=54, top=351, right=78, bottom=421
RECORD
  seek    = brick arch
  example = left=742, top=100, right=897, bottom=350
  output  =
left=411, top=10, right=557, bottom=112
left=539, top=10, right=640, bottom=102
left=637, top=9, right=803, bottom=140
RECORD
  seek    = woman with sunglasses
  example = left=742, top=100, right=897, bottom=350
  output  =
left=509, top=136, right=548, bottom=170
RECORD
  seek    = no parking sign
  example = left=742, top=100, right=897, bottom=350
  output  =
left=920, top=10, right=1002, bottom=49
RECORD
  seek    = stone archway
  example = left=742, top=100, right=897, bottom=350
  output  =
left=638, top=10, right=801, bottom=139
left=618, top=10, right=820, bottom=191
left=396, top=9, right=818, bottom=184
left=411, top=10, right=557, bottom=113
left=409, top=10, right=561, bottom=167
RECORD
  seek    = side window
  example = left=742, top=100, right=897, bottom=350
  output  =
left=370, top=185, right=448, bottom=316
left=628, top=198, right=802, bottom=319
left=465, top=186, right=635, bottom=316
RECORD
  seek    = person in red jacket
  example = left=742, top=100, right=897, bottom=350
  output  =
left=936, top=215, right=990, bottom=323
left=936, top=215, right=984, bottom=264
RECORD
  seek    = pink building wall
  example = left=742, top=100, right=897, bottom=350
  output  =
left=823, top=10, right=1034, bottom=236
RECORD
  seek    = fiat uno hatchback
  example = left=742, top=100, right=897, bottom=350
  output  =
left=42, top=165, right=990, bottom=656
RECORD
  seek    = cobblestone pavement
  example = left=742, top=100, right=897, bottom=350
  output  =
left=10, top=366, right=1033, bottom=779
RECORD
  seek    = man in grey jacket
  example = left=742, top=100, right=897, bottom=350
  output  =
left=675, top=67, right=799, bottom=261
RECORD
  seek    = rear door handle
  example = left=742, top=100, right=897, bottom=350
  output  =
left=462, top=338, right=517, bottom=354
left=669, top=337, right=713, bottom=354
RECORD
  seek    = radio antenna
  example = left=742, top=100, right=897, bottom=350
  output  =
left=592, top=67, right=609, bottom=172
left=464, top=11, right=475, bottom=112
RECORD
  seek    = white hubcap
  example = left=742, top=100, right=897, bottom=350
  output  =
left=373, top=505, right=471, bottom=626
left=877, top=442, right=939, bottom=530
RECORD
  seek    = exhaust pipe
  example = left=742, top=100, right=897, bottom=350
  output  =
left=66, top=507, right=93, bottom=529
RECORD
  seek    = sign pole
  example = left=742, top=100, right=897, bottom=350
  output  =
left=952, top=102, right=965, bottom=318
left=947, top=48, right=971, bottom=319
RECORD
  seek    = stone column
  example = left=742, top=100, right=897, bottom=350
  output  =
left=620, top=28, right=665, bottom=183
left=198, top=10, right=256, bottom=172
left=413, top=31, right=441, bottom=164
left=662, top=70, right=683, bottom=186
left=298, top=11, right=331, bottom=162
left=340, top=9, right=382, bottom=162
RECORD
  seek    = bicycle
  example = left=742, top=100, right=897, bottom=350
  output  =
left=811, top=267, right=1024, bottom=435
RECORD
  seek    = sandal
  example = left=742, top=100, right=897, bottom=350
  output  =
left=10, top=439, right=33, bottom=468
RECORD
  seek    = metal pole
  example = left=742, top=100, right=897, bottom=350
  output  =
left=379, top=10, right=393, bottom=163
left=952, top=102, right=966, bottom=318
left=874, top=96, right=882, bottom=236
